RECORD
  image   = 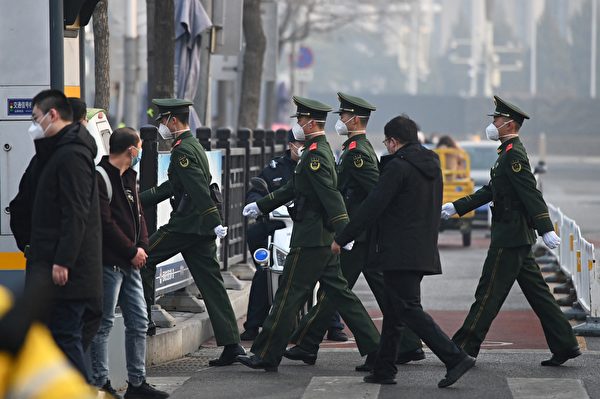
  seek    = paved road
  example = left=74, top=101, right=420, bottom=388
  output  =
left=147, top=229, right=600, bottom=398
left=144, top=157, right=600, bottom=398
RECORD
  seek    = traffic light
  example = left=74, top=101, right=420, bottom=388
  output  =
left=63, top=0, right=100, bottom=28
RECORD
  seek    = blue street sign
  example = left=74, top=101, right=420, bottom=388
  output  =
left=296, top=46, right=314, bottom=69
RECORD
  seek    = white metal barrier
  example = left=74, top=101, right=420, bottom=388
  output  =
left=546, top=203, right=599, bottom=335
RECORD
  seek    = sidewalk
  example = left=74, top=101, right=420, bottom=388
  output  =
left=146, top=280, right=251, bottom=366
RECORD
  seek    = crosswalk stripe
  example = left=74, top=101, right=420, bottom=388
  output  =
left=301, top=377, right=380, bottom=399
left=508, top=378, right=589, bottom=399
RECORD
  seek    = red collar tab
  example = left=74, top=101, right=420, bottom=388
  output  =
left=349, top=141, right=357, bottom=150
left=309, top=142, right=318, bottom=151
left=173, top=139, right=182, bottom=148
left=506, top=143, right=513, bottom=152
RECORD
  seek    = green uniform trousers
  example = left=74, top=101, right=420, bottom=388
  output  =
left=251, top=246, right=380, bottom=366
left=290, top=242, right=422, bottom=353
left=452, top=245, right=578, bottom=357
left=141, top=227, right=240, bottom=346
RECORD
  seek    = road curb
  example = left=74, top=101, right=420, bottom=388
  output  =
left=146, top=280, right=251, bottom=366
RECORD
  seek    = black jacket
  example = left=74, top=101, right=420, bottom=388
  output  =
left=245, top=151, right=296, bottom=239
left=246, top=151, right=296, bottom=203
left=10, top=122, right=102, bottom=299
left=336, top=143, right=443, bottom=275
left=97, top=156, right=149, bottom=270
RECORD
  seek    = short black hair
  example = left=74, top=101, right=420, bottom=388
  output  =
left=32, top=89, right=73, bottom=121
left=171, top=112, right=189, bottom=124
left=109, top=127, right=140, bottom=154
left=67, top=97, right=87, bottom=122
left=384, top=114, right=419, bottom=144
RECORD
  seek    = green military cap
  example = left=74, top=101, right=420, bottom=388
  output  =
left=333, top=92, right=376, bottom=117
left=152, top=98, right=193, bottom=121
left=488, top=95, right=530, bottom=126
left=290, top=96, right=331, bottom=121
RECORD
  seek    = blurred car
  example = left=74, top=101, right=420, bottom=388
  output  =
left=458, top=140, right=498, bottom=225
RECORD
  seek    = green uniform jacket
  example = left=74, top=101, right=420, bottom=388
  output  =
left=453, top=137, right=553, bottom=247
left=257, top=135, right=349, bottom=247
left=337, top=134, right=379, bottom=243
left=140, top=130, right=221, bottom=235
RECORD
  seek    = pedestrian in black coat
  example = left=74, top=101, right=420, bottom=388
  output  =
left=332, top=115, right=475, bottom=388
left=9, top=90, right=102, bottom=380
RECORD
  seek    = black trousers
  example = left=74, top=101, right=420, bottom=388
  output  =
left=48, top=299, right=91, bottom=380
left=374, top=271, right=466, bottom=378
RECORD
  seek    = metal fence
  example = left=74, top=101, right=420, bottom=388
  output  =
left=139, top=126, right=287, bottom=294
left=546, top=203, right=599, bottom=336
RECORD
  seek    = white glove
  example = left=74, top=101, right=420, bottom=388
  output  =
left=214, top=225, right=228, bottom=239
left=242, top=202, right=261, bottom=218
left=542, top=231, right=560, bottom=249
left=343, top=241, right=354, bottom=251
left=441, top=202, right=457, bottom=220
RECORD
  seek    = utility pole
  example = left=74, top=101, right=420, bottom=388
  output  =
left=591, top=0, right=597, bottom=99
left=469, top=0, right=484, bottom=97
left=50, top=0, right=65, bottom=90
left=530, top=2, right=538, bottom=96
left=406, top=2, right=420, bottom=95
left=124, top=0, right=139, bottom=128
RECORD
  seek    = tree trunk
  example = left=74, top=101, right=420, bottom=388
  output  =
left=147, top=0, right=175, bottom=123
left=93, top=0, right=110, bottom=111
left=238, top=0, right=266, bottom=130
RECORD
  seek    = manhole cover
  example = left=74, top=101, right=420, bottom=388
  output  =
left=148, top=347, right=221, bottom=376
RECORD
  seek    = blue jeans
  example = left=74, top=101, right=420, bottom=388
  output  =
left=90, top=266, right=148, bottom=387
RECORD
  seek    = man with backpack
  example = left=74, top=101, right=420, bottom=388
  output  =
left=90, top=127, right=169, bottom=399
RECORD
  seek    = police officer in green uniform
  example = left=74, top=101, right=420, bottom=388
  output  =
left=237, top=96, right=380, bottom=371
left=285, top=93, right=424, bottom=371
left=442, top=95, right=581, bottom=366
left=140, top=98, right=245, bottom=366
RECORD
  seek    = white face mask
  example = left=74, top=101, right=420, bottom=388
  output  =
left=28, top=113, right=50, bottom=141
left=335, top=116, right=353, bottom=136
left=291, top=120, right=312, bottom=141
left=158, top=116, right=173, bottom=140
left=485, top=120, right=512, bottom=141
left=485, top=123, right=499, bottom=141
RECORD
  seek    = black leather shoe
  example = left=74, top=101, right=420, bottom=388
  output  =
left=326, top=328, right=349, bottom=342
left=355, top=351, right=377, bottom=372
left=396, top=348, right=426, bottom=365
left=363, top=374, right=397, bottom=385
left=237, top=355, right=278, bottom=372
left=438, top=355, right=476, bottom=388
left=541, top=347, right=581, bottom=366
left=283, top=345, right=317, bottom=365
left=146, top=321, right=156, bottom=337
left=208, top=343, right=246, bottom=366
left=240, top=328, right=259, bottom=341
